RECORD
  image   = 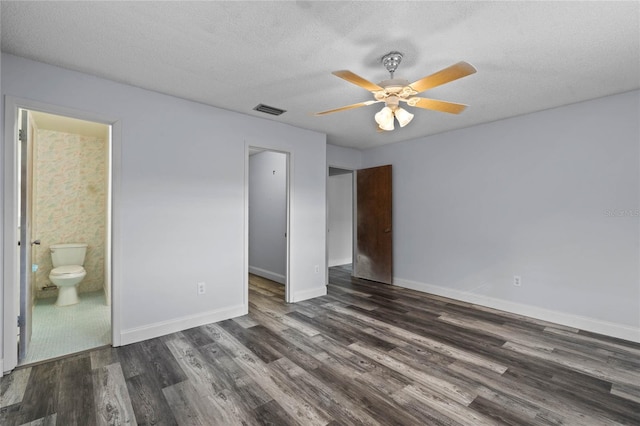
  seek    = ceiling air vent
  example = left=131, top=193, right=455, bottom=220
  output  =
left=253, top=104, right=286, bottom=116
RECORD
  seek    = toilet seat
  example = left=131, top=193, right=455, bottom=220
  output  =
left=50, top=265, right=85, bottom=276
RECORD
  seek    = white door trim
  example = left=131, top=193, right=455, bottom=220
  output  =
left=2, top=96, right=122, bottom=373
left=326, top=165, right=356, bottom=280
left=245, top=144, right=292, bottom=303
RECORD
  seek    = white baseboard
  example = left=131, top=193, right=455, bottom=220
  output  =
left=328, top=258, right=352, bottom=267
left=249, top=266, right=286, bottom=284
left=120, top=304, right=246, bottom=346
left=292, top=286, right=327, bottom=303
left=394, top=277, right=640, bottom=344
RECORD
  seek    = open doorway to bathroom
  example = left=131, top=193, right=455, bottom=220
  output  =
left=247, top=148, right=290, bottom=304
left=16, top=108, right=112, bottom=365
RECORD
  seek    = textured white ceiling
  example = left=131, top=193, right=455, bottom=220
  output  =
left=2, top=1, right=639, bottom=150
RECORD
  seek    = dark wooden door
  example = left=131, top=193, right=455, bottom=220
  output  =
left=354, top=165, right=392, bottom=284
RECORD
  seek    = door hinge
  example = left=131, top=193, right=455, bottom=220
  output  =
left=19, top=129, right=25, bottom=142
left=17, top=315, right=24, bottom=327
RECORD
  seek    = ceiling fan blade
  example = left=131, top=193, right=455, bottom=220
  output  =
left=332, top=70, right=384, bottom=92
left=410, top=98, right=468, bottom=114
left=409, top=61, right=477, bottom=94
left=314, top=100, right=379, bottom=116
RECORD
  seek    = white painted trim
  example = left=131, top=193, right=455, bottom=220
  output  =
left=326, top=164, right=356, bottom=283
left=394, top=277, right=640, bottom=344
left=248, top=266, right=286, bottom=285
left=292, top=286, right=327, bottom=303
left=245, top=143, right=292, bottom=302
left=243, top=145, right=250, bottom=315
left=3, top=97, right=20, bottom=373
left=325, top=166, right=329, bottom=286
left=120, top=304, right=246, bottom=346
left=351, top=170, right=358, bottom=278
left=2, top=96, right=122, bottom=373
left=110, top=120, right=123, bottom=346
left=285, top=152, right=292, bottom=303
left=1, top=359, right=4, bottom=377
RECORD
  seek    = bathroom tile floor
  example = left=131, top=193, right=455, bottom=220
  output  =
left=21, top=290, right=111, bottom=365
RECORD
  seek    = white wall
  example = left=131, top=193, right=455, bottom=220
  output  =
left=249, top=151, right=287, bottom=283
left=362, top=90, right=640, bottom=342
left=327, top=143, right=362, bottom=170
left=1, top=54, right=327, bottom=370
left=328, top=173, right=353, bottom=266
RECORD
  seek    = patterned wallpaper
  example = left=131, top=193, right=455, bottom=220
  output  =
left=33, top=129, right=107, bottom=298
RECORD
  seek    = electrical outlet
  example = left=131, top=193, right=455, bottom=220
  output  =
left=314, top=265, right=320, bottom=273
left=197, top=282, right=206, bottom=295
left=513, top=275, right=522, bottom=287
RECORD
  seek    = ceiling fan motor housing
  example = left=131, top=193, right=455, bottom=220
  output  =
left=375, top=79, right=418, bottom=104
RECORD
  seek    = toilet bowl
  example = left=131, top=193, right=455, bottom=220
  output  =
left=49, top=266, right=86, bottom=306
left=48, top=243, right=88, bottom=307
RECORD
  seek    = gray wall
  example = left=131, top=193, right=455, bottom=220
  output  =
left=1, top=54, right=327, bottom=368
left=363, top=91, right=640, bottom=339
left=327, top=144, right=362, bottom=170
left=249, top=151, right=287, bottom=283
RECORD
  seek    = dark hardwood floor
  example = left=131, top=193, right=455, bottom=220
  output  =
left=2, top=266, right=639, bottom=425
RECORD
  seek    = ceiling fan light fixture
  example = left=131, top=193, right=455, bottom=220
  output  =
left=395, top=107, right=414, bottom=127
left=379, top=120, right=394, bottom=131
left=315, top=53, right=476, bottom=134
left=375, top=106, right=395, bottom=131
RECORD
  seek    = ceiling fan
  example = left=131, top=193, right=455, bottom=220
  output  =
left=315, top=52, right=477, bottom=131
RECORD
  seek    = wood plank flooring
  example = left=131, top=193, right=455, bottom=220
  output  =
left=2, top=266, right=639, bottom=425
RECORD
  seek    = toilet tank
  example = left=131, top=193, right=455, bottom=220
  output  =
left=50, top=243, right=88, bottom=267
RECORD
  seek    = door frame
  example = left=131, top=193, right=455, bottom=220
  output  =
left=18, top=109, right=34, bottom=362
left=326, top=166, right=356, bottom=281
left=2, top=96, right=122, bottom=374
left=244, top=145, right=292, bottom=304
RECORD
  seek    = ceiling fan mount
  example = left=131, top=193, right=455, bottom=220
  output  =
left=377, top=52, right=413, bottom=96
left=381, top=51, right=404, bottom=78
left=315, top=51, right=477, bottom=132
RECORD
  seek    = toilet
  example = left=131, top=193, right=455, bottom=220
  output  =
left=49, top=243, right=88, bottom=306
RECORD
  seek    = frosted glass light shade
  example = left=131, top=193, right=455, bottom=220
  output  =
left=395, top=107, right=414, bottom=127
left=375, top=106, right=394, bottom=131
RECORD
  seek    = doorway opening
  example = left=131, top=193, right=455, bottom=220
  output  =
left=247, top=148, right=290, bottom=304
left=15, top=108, right=112, bottom=366
left=326, top=164, right=393, bottom=284
left=328, top=167, right=354, bottom=273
